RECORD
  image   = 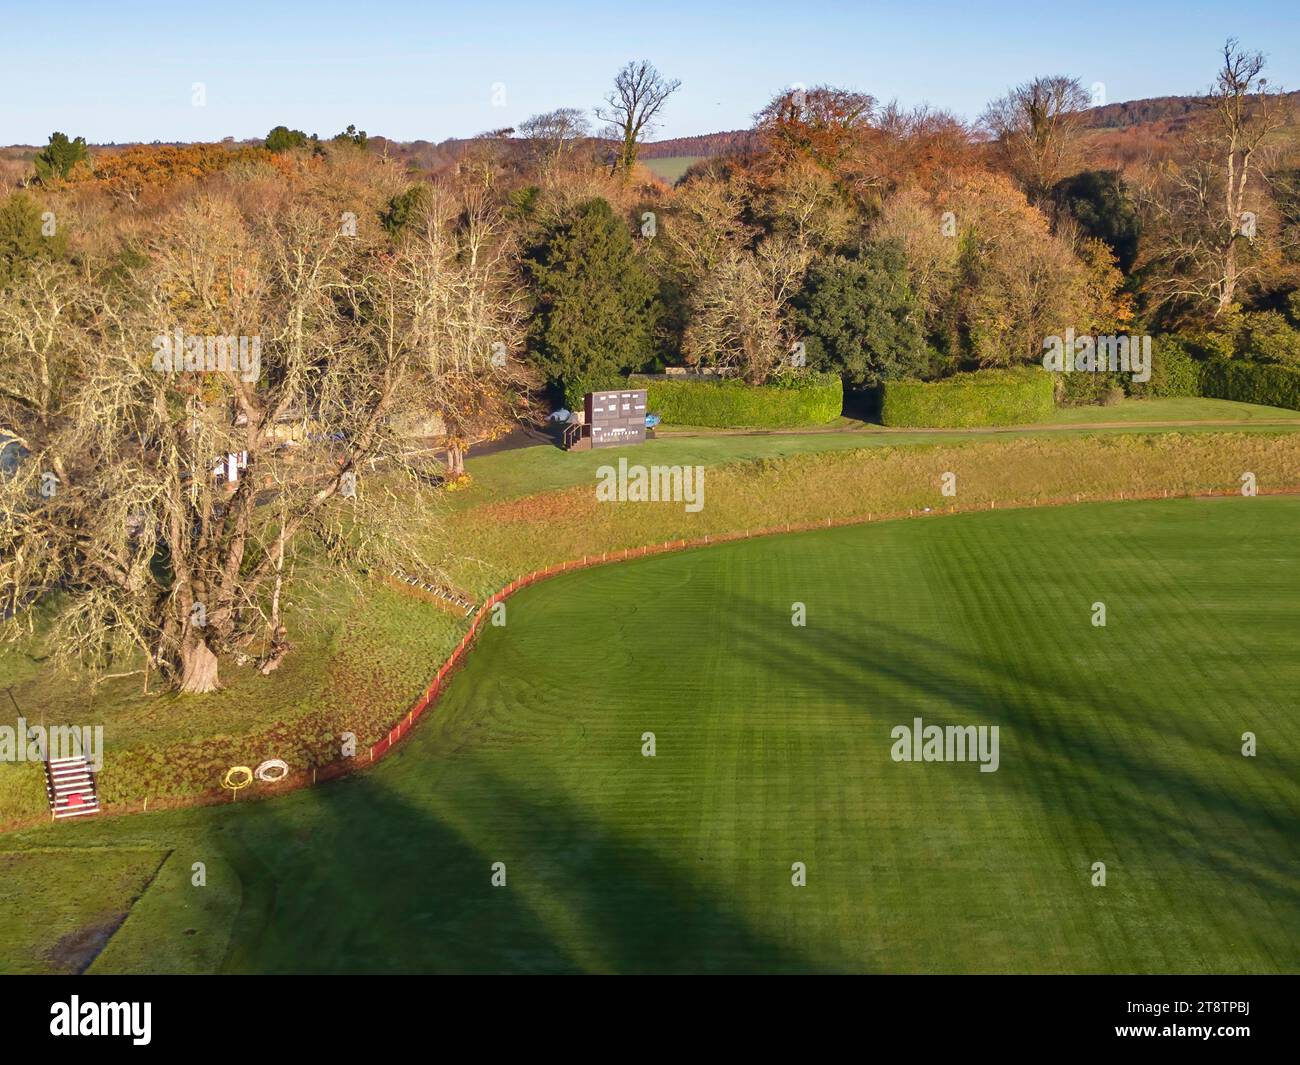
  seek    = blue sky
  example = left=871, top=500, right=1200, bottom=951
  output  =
left=2, top=0, right=1296, bottom=146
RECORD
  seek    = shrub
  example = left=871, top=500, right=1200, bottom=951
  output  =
left=880, top=368, right=1055, bottom=427
left=1200, top=359, right=1300, bottom=411
left=0, top=191, right=67, bottom=288
left=1056, top=368, right=1125, bottom=407
left=634, top=373, right=843, bottom=428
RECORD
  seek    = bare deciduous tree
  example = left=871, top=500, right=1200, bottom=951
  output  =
left=392, top=186, right=532, bottom=476
left=982, top=75, right=1091, bottom=201
left=1139, top=40, right=1290, bottom=318
left=518, top=108, right=591, bottom=173
left=0, top=187, right=524, bottom=694
left=667, top=178, right=809, bottom=382
left=596, top=60, right=681, bottom=178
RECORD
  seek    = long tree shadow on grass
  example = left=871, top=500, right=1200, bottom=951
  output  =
left=209, top=755, right=819, bottom=974
left=718, top=584, right=1300, bottom=928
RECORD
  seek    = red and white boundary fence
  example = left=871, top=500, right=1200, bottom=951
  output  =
left=8, top=482, right=1297, bottom=832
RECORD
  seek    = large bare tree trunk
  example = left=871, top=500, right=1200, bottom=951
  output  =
left=178, top=636, right=220, bottom=694
left=1218, top=239, right=1238, bottom=316
left=259, top=626, right=291, bottom=675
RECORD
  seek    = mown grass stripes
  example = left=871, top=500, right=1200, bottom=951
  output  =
left=0, top=498, right=1295, bottom=973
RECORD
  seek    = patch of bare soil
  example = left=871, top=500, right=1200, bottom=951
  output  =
left=45, top=913, right=130, bottom=974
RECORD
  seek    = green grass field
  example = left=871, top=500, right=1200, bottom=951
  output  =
left=0, top=848, right=167, bottom=974
left=642, top=155, right=704, bottom=183
left=2, top=497, right=1296, bottom=974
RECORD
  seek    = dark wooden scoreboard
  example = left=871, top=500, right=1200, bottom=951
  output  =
left=584, top=389, right=647, bottom=448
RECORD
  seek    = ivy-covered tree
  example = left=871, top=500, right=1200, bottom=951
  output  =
left=793, top=241, right=928, bottom=387
left=526, top=198, right=660, bottom=404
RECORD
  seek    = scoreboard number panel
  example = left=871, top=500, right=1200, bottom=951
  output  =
left=585, top=389, right=648, bottom=449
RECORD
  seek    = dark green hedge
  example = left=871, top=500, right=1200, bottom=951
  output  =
left=1127, top=337, right=1202, bottom=399
left=1199, top=359, right=1300, bottom=411
left=880, top=368, right=1055, bottom=428
left=633, top=373, right=843, bottom=428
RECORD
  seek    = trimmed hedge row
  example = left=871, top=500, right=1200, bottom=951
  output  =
left=1128, top=337, right=1202, bottom=399
left=880, top=368, right=1055, bottom=428
left=563, top=372, right=625, bottom=411
left=633, top=373, right=843, bottom=428
left=1200, top=359, right=1300, bottom=411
